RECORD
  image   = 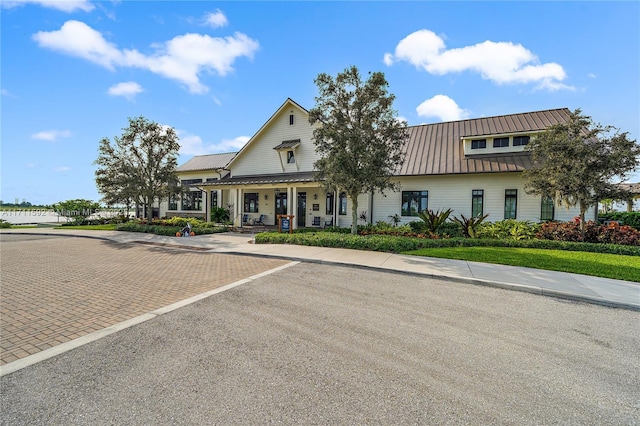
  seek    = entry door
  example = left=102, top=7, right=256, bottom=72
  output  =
left=297, top=192, right=306, bottom=227
left=275, top=192, right=287, bottom=218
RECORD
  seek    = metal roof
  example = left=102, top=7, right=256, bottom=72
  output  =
left=176, top=152, right=236, bottom=172
left=273, top=139, right=301, bottom=150
left=198, top=171, right=317, bottom=187
left=399, top=108, right=571, bottom=176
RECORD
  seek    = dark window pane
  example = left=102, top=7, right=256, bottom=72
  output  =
left=471, top=139, right=486, bottom=149
left=401, top=191, right=428, bottom=216
left=513, top=135, right=530, bottom=146
left=338, top=193, right=347, bottom=215
left=493, top=137, right=509, bottom=148
left=504, top=189, right=517, bottom=219
left=472, top=190, right=484, bottom=217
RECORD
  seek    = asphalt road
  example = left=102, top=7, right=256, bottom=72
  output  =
left=2, top=262, right=639, bottom=425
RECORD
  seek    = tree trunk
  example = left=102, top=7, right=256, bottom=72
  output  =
left=350, top=192, right=359, bottom=235
left=579, top=203, right=586, bottom=242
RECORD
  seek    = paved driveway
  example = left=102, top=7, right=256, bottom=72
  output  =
left=2, top=251, right=639, bottom=424
left=0, top=234, right=288, bottom=365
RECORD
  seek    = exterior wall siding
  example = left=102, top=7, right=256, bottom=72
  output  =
left=370, top=173, right=593, bottom=226
left=232, top=108, right=318, bottom=176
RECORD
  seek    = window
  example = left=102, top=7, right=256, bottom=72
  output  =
left=338, top=192, right=347, bottom=215
left=289, top=114, right=294, bottom=125
left=326, top=193, right=334, bottom=215
left=181, top=178, right=203, bottom=187
left=210, top=190, right=218, bottom=209
left=471, top=139, right=486, bottom=149
left=504, top=189, right=517, bottom=219
left=401, top=191, right=428, bottom=216
left=244, top=193, right=259, bottom=213
left=513, top=135, right=530, bottom=146
left=493, top=137, right=509, bottom=148
left=182, top=191, right=202, bottom=211
left=168, top=194, right=179, bottom=211
left=287, top=150, right=295, bottom=164
left=472, top=190, right=484, bottom=217
left=541, top=196, right=555, bottom=221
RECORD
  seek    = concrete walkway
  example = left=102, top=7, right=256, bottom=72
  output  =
left=2, top=228, right=638, bottom=311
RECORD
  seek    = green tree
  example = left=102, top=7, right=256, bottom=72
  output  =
left=523, top=109, right=639, bottom=238
left=309, top=66, right=408, bottom=234
left=94, top=117, right=181, bottom=222
left=53, top=199, right=100, bottom=223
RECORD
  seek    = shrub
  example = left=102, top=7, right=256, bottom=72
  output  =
left=479, top=219, right=540, bottom=240
left=255, top=231, right=640, bottom=256
left=0, top=219, right=11, bottom=228
left=115, top=217, right=230, bottom=236
left=537, top=218, right=640, bottom=246
left=416, top=208, right=452, bottom=235
left=599, top=212, right=640, bottom=230
left=451, top=213, right=489, bottom=238
left=210, top=206, right=230, bottom=224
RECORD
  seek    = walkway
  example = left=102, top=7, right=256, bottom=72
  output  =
left=3, top=228, right=638, bottom=311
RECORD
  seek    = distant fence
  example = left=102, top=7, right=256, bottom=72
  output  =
left=0, top=209, right=131, bottom=224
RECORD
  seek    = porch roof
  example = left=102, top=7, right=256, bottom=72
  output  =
left=196, top=171, right=317, bottom=187
left=273, top=139, right=301, bottom=150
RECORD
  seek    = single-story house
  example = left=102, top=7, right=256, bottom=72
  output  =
left=160, top=98, right=595, bottom=228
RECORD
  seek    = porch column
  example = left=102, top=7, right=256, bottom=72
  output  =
left=237, top=188, right=243, bottom=227
left=203, top=190, right=208, bottom=222
left=291, top=187, right=298, bottom=230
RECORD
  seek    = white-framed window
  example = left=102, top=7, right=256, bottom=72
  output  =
left=338, top=193, right=347, bottom=215
left=289, top=113, right=294, bottom=125
left=472, top=190, right=484, bottom=217
left=504, top=189, right=517, bottom=219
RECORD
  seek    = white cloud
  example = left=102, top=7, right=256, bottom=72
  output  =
left=416, top=95, right=470, bottom=122
left=1, top=0, right=94, bottom=12
left=177, top=130, right=248, bottom=156
left=32, top=20, right=260, bottom=94
left=53, top=166, right=71, bottom=172
left=588, top=73, right=597, bottom=79
left=32, top=130, right=72, bottom=141
left=385, top=29, right=573, bottom=91
left=203, top=9, right=228, bottom=28
left=107, top=81, right=143, bottom=100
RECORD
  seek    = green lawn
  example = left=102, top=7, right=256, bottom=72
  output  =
left=53, top=224, right=118, bottom=231
left=403, top=246, right=640, bottom=282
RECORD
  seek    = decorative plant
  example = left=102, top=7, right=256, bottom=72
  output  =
left=417, top=208, right=452, bottom=235
left=388, top=213, right=401, bottom=227
left=451, top=213, right=489, bottom=238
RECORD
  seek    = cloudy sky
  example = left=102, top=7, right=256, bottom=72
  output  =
left=2, top=1, right=639, bottom=205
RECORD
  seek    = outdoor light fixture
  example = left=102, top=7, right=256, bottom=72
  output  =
left=314, top=194, right=318, bottom=200
left=264, top=194, right=268, bottom=200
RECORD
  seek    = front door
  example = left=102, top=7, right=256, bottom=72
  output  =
left=297, top=192, right=306, bottom=227
left=275, top=192, right=287, bottom=220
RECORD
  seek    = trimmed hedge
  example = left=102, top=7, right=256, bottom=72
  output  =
left=599, top=212, right=640, bottom=230
left=115, top=221, right=229, bottom=236
left=255, top=231, right=640, bottom=256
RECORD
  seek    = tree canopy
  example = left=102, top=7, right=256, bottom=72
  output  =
left=523, top=108, right=639, bottom=234
left=308, top=66, right=408, bottom=234
left=53, top=199, right=100, bottom=222
left=94, top=116, right=181, bottom=222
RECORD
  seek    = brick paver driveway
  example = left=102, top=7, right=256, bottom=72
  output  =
left=0, top=234, right=288, bottom=365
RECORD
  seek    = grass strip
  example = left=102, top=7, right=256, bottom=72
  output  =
left=403, top=247, right=640, bottom=283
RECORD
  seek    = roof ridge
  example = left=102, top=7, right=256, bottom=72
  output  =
left=408, top=107, right=570, bottom=129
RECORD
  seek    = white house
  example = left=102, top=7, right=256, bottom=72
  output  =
left=160, top=98, right=595, bottom=228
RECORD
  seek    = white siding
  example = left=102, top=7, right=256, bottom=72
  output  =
left=370, top=173, right=593, bottom=225
left=232, top=107, right=319, bottom=176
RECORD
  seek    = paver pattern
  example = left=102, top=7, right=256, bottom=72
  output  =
left=0, top=234, right=288, bottom=365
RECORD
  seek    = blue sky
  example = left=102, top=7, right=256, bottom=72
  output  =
left=2, top=0, right=639, bottom=206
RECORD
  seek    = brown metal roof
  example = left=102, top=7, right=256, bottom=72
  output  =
left=273, top=139, right=301, bottom=150
left=399, top=108, right=571, bottom=176
left=176, top=152, right=236, bottom=172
